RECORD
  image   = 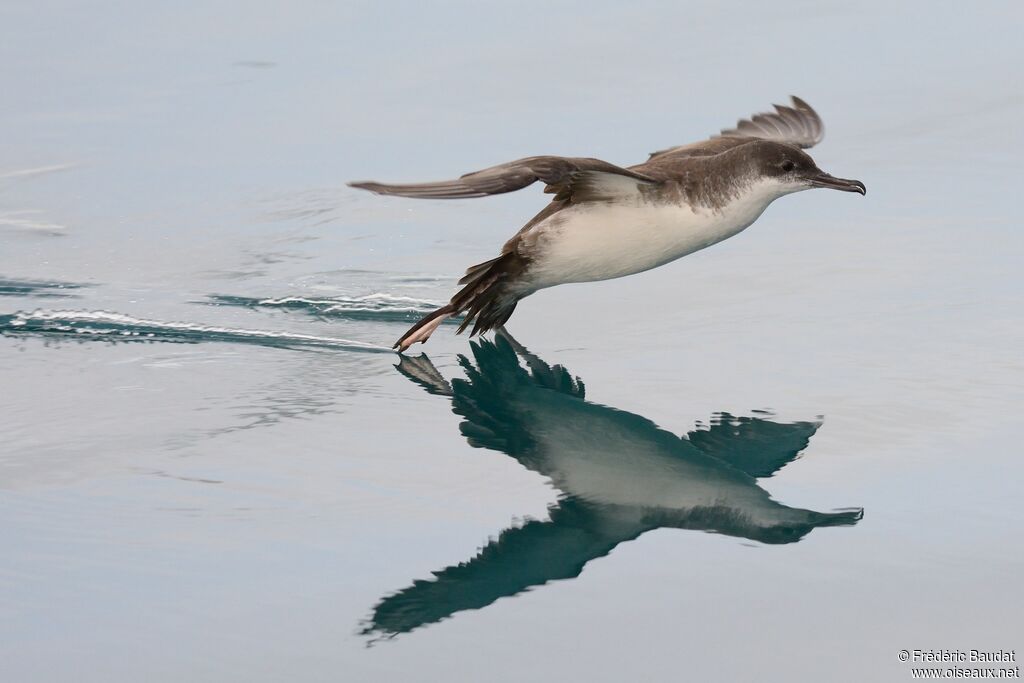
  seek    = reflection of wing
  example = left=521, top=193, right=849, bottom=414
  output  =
left=362, top=499, right=644, bottom=638
left=686, top=412, right=820, bottom=478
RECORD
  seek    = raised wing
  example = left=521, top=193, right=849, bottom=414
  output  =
left=648, top=96, right=825, bottom=160
left=718, top=96, right=824, bottom=148
left=349, top=156, right=658, bottom=200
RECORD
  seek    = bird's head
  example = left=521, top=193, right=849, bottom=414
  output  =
left=748, top=140, right=865, bottom=196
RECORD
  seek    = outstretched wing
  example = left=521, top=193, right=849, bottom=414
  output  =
left=648, top=96, right=825, bottom=161
left=349, top=155, right=659, bottom=201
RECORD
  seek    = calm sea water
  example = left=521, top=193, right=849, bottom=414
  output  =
left=2, top=2, right=1022, bottom=681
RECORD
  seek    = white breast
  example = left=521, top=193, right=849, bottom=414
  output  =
left=522, top=180, right=787, bottom=291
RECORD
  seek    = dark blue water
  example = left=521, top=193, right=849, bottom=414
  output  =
left=2, top=2, right=1022, bottom=681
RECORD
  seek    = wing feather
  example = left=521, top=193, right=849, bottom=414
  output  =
left=648, top=96, right=826, bottom=161
left=719, top=96, right=824, bottom=148
left=349, top=156, right=658, bottom=200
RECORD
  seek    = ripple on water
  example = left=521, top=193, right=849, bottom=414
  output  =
left=203, top=292, right=461, bottom=325
left=0, top=309, right=395, bottom=353
left=0, top=277, right=84, bottom=298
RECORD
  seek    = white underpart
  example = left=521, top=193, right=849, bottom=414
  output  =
left=523, top=178, right=799, bottom=291
left=512, top=389, right=815, bottom=530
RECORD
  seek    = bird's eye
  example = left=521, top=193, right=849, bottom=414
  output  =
left=781, top=160, right=795, bottom=172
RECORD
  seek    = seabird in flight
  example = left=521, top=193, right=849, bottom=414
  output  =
left=349, top=96, right=865, bottom=351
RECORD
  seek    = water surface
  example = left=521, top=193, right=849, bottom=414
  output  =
left=2, top=2, right=1022, bottom=681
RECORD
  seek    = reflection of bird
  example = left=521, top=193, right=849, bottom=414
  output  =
left=364, top=332, right=862, bottom=639
left=350, top=97, right=865, bottom=350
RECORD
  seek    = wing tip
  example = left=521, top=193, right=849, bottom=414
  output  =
left=347, top=180, right=488, bottom=199
left=789, top=95, right=813, bottom=111
left=789, top=95, right=825, bottom=145
left=348, top=180, right=384, bottom=194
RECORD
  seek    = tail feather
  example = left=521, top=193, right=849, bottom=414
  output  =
left=458, top=256, right=503, bottom=285
left=464, top=295, right=516, bottom=337
left=394, top=253, right=525, bottom=352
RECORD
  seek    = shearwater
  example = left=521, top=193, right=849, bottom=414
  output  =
left=349, top=96, right=865, bottom=351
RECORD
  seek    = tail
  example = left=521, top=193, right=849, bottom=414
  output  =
left=394, top=253, right=524, bottom=352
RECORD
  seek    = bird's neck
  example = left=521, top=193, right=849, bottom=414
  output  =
left=704, top=178, right=792, bottom=232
